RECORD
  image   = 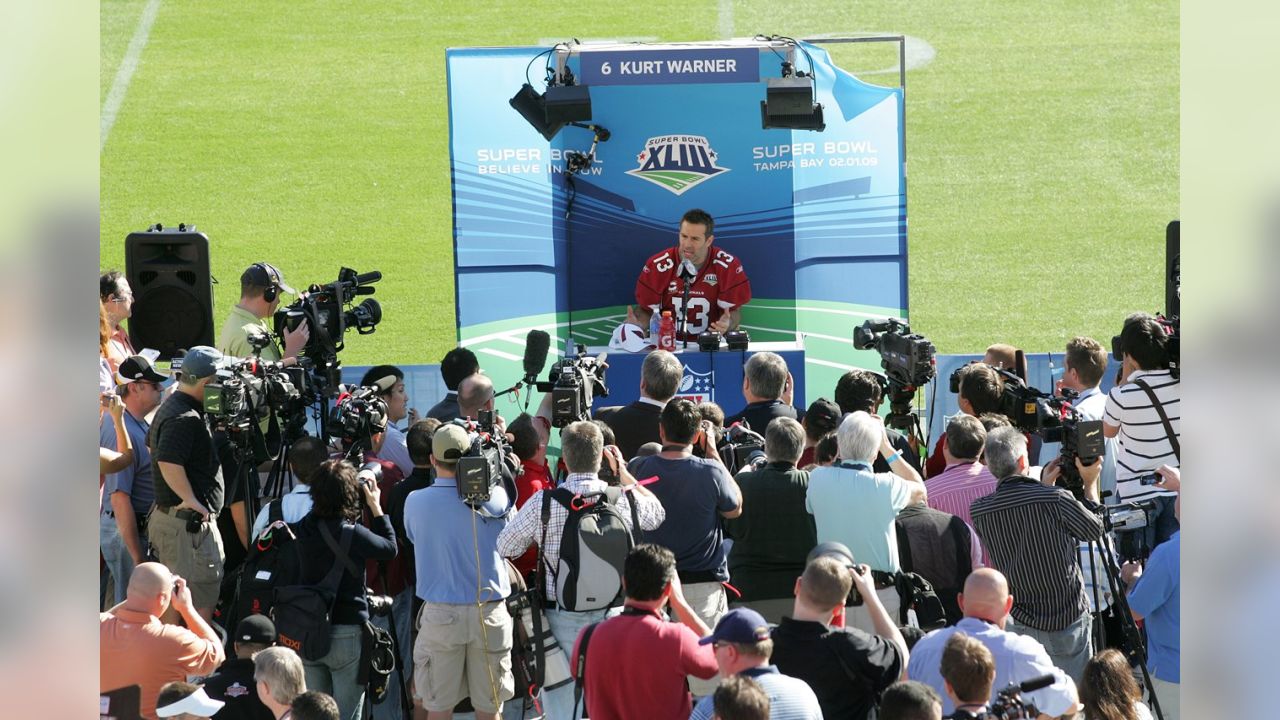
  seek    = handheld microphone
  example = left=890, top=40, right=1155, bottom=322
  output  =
left=522, top=330, right=551, bottom=385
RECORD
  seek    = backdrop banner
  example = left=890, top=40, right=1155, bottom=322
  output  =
left=447, top=39, right=907, bottom=414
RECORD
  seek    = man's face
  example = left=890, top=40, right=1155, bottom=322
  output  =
left=678, top=220, right=713, bottom=267
left=109, top=279, right=134, bottom=321
left=385, top=381, right=408, bottom=422
left=129, top=380, right=164, bottom=414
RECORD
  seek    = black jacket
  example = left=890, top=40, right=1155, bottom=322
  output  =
left=292, top=514, right=397, bottom=625
left=725, top=399, right=799, bottom=435
left=596, top=400, right=664, bottom=459
left=204, top=657, right=274, bottom=720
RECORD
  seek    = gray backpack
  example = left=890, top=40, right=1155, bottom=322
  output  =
left=539, top=486, right=640, bottom=612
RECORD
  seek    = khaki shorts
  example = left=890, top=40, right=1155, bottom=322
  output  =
left=147, top=508, right=224, bottom=609
left=413, top=600, right=514, bottom=714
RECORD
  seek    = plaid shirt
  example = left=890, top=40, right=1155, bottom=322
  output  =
left=496, top=472, right=666, bottom=601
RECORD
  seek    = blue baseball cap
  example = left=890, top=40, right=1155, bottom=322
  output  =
left=178, top=345, right=223, bottom=380
left=698, top=608, right=771, bottom=646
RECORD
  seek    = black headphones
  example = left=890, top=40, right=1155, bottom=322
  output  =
left=251, top=262, right=279, bottom=302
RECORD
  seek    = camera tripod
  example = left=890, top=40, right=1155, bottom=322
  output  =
left=1082, top=497, right=1165, bottom=720
left=885, top=382, right=928, bottom=455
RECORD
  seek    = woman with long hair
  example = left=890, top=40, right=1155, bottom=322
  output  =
left=292, top=458, right=396, bottom=720
left=1080, top=649, right=1153, bottom=720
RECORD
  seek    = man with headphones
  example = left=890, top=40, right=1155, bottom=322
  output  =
left=217, top=262, right=310, bottom=364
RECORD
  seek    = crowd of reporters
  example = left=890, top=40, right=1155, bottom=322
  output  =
left=99, top=263, right=1180, bottom=720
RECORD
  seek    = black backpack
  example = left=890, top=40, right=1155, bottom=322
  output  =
left=235, top=501, right=303, bottom=621
left=539, top=486, right=640, bottom=612
left=272, top=522, right=356, bottom=661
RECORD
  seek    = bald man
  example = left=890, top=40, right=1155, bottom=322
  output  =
left=906, top=569, right=1079, bottom=718
left=457, top=373, right=496, bottom=422
left=101, top=562, right=225, bottom=720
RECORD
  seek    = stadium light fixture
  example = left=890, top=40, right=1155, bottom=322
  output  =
left=759, top=38, right=825, bottom=131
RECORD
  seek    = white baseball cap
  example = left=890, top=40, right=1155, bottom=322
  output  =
left=609, top=323, right=654, bottom=353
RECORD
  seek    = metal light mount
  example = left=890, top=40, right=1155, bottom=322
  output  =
left=761, top=41, right=825, bottom=131
left=510, top=42, right=594, bottom=140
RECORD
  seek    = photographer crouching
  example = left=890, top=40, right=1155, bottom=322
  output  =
left=285, top=458, right=397, bottom=720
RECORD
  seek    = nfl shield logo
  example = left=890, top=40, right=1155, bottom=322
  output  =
left=675, top=365, right=714, bottom=403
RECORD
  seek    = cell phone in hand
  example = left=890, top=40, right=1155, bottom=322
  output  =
left=1138, top=473, right=1161, bottom=486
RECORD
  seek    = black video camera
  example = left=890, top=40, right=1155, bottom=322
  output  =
left=993, top=372, right=1105, bottom=495
left=274, top=267, right=383, bottom=393
left=853, top=318, right=936, bottom=389
left=451, top=411, right=516, bottom=506
left=536, top=346, right=609, bottom=428
left=330, top=385, right=389, bottom=458
left=717, top=421, right=766, bottom=474
left=204, top=356, right=305, bottom=435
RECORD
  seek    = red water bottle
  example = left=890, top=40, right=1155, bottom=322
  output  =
left=658, top=310, right=676, bottom=352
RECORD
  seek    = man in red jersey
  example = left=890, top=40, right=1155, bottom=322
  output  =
left=633, top=209, right=752, bottom=341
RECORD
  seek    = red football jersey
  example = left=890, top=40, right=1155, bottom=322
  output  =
left=635, top=246, right=752, bottom=338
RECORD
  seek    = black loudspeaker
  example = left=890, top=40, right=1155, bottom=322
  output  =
left=1166, top=220, right=1179, bottom=319
left=125, top=224, right=215, bottom=360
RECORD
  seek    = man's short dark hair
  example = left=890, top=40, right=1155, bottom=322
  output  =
left=958, top=364, right=1004, bottom=415
left=940, top=632, right=995, bottom=704
left=591, top=419, right=616, bottom=447
left=290, top=690, right=341, bottom=720
left=815, top=432, right=840, bottom=465
left=978, top=413, right=1012, bottom=433
left=439, top=347, right=480, bottom=390
left=660, top=398, right=702, bottom=445
left=360, top=365, right=404, bottom=396
left=945, top=415, right=987, bottom=460
left=407, top=418, right=441, bottom=466
left=681, top=208, right=715, bottom=236
left=712, top=675, right=770, bottom=720
left=288, top=435, right=329, bottom=484
left=1065, top=336, right=1108, bottom=387
left=878, top=680, right=942, bottom=720
left=697, top=401, right=725, bottom=431
left=508, top=413, right=541, bottom=461
left=623, top=544, right=675, bottom=601
left=100, top=270, right=126, bottom=301
left=834, top=369, right=883, bottom=414
left=1119, top=312, right=1171, bottom=371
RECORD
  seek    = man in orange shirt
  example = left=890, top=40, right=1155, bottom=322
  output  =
left=101, top=562, right=225, bottom=720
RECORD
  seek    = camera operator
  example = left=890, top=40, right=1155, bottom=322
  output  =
left=360, top=365, right=415, bottom=476
left=1119, top=466, right=1180, bottom=720
left=249, top=435, right=328, bottom=540
left=770, top=547, right=908, bottom=720
left=289, top=459, right=396, bottom=719
left=725, top=352, right=799, bottom=433
left=805, top=411, right=925, bottom=633
left=630, top=398, right=742, bottom=697
left=402, top=424, right=515, bottom=719
left=496, top=421, right=665, bottom=719
left=426, top=347, right=480, bottom=422
left=1047, top=336, right=1118, bottom=501
left=938, top=632, right=996, bottom=719
left=596, top=349, right=682, bottom=460
left=1103, top=312, right=1179, bottom=548
left=834, top=369, right=921, bottom=474
left=726, top=417, right=817, bottom=623
left=907, top=569, right=1078, bottom=718
left=970, top=428, right=1103, bottom=682
left=925, top=364, right=1004, bottom=478
left=217, top=263, right=309, bottom=364
left=101, top=356, right=166, bottom=606
left=148, top=345, right=227, bottom=623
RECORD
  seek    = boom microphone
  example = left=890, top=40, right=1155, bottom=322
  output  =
left=1016, top=674, right=1056, bottom=693
left=354, top=270, right=383, bottom=285
left=522, top=330, right=551, bottom=384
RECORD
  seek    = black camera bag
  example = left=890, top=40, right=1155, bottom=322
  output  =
left=272, top=523, right=355, bottom=661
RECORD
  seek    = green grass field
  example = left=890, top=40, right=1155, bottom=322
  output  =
left=100, top=0, right=1177, bottom=367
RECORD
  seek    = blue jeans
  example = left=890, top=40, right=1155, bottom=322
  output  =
left=305, top=623, right=366, bottom=720
left=538, top=606, right=619, bottom=720
left=100, top=513, right=137, bottom=606
left=369, top=589, right=416, bottom=720
left=1008, top=609, right=1094, bottom=683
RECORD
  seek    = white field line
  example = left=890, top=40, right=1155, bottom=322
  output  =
left=101, top=0, right=162, bottom=152
left=477, top=347, right=522, bottom=362
left=718, top=0, right=733, bottom=39
left=751, top=304, right=892, bottom=320
left=461, top=315, right=625, bottom=348
left=806, top=357, right=858, bottom=372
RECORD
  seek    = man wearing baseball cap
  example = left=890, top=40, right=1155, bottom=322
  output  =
left=689, top=608, right=822, bottom=720
left=149, top=345, right=227, bottom=623
left=155, top=682, right=226, bottom=719
left=203, top=614, right=278, bottom=720
left=403, top=423, right=516, bottom=718
left=218, top=262, right=309, bottom=364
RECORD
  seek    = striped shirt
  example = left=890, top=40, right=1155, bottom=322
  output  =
left=689, top=665, right=823, bottom=720
left=970, top=476, right=1103, bottom=631
left=1103, top=369, right=1179, bottom=502
left=495, top=473, right=666, bottom=601
left=926, top=460, right=998, bottom=565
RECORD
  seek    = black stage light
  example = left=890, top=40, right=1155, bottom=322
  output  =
left=510, top=83, right=563, bottom=141
left=761, top=76, right=825, bottom=131
left=510, top=83, right=593, bottom=141
left=725, top=330, right=750, bottom=351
